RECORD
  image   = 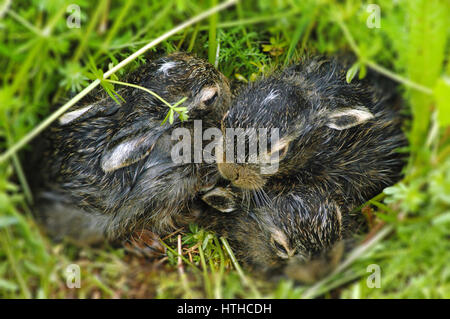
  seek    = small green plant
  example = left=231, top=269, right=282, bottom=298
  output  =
left=103, top=79, right=189, bottom=125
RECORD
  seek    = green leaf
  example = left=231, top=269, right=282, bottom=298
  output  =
left=284, top=9, right=311, bottom=65
left=87, top=55, right=104, bottom=80
left=178, top=109, right=189, bottom=122
left=234, top=73, right=248, bottom=83
left=101, top=83, right=121, bottom=105
left=435, top=76, right=450, bottom=127
left=161, top=109, right=172, bottom=126
left=358, top=63, right=367, bottom=79
left=346, top=63, right=359, bottom=83
left=0, top=216, right=18, bottom=228
left=108, top=63, right=119, bottom=81
left=432, top=212, right=450, bottom=225
left=0, top=279, right=19, bottom=292
left=406, top=0, right=449, bottom=148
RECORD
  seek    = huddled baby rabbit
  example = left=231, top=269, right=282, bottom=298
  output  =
left=29, top=52, right=231, bottom=244
left=199, top=56, right=407, bottom=274
left=199, top=185, right=346, bottom=275
left=29, top=52, right=406, bottom=280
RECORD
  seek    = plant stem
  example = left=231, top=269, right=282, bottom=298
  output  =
left=213, top=236, right=225, bottom=299
left=208, top=0, right=218, bottom=65
left=198, top=9, right=300, bottom=30
left=336, top=18, right=432, bottom=95
left=302, top=226, right=393, bottom=299
left=365, top=61, right=433, bottom=95
left=159, top=240, right=202, bottom=275
left=177, top=234, right=193, bottom=298
left=221, top=237, right=261, bottom=298
left=198, top=244, right=213, bottom=298
left=7, top=9, right=42, bottom=36
left=104, top=79, right=173, bottom=107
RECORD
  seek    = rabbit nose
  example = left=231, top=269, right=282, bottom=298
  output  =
left=217, top=162, right=239, bottom=182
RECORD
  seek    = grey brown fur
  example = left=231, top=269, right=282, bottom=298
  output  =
left=200, top=56, right=407, bottom=274
left=29, top=52, right=231, bottom=243
left=29, top=54, right=407, bottom=279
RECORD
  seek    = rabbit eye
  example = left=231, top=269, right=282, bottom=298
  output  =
left=273, top=241, right=288, bottom=256
left=270, top=235, right=291, bottom=259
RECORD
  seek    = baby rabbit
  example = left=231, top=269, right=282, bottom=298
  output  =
left=218, top=56, right=407, bottom=211
left=199, top=185, right=343, bottom=274
left=199, top=56, right=407, bottom=275
left=30, top=52, right=231, bottom=244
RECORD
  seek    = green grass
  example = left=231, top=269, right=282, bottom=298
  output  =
left=0, top=0, right=449, bottom=298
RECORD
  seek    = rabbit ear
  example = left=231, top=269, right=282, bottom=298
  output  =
left=199, top=86, right=218, bottom=106
left=59, top=105, right=95, bottom=125
left=101, top=122, right=166, bottom=172
left=326, top=106, right=374, bottom=130
left=59, top=102, right=120, bottom=126
left=202, top=187, right=237, bottom=213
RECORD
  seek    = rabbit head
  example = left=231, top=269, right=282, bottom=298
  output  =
left=58, top=52, right=232, bottom=174
left=217, top=58, right=376, bottom=190
left=142, top=52, right=232, bottom=121
left=200, top=186, right=343, bottom=274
